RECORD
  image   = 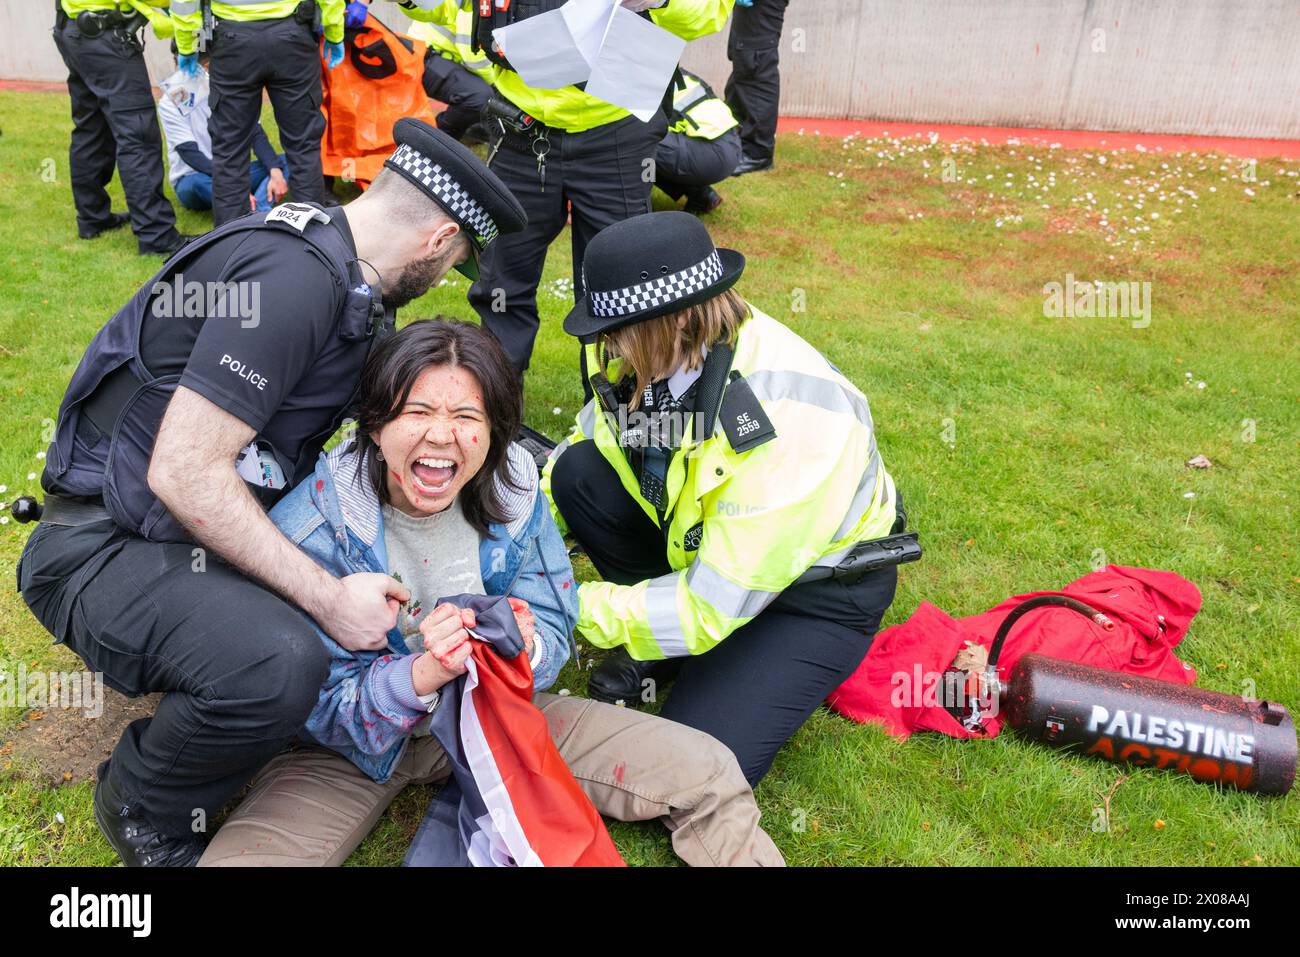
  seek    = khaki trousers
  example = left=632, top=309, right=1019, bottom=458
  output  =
left=199, top=693, right=784, bottom=867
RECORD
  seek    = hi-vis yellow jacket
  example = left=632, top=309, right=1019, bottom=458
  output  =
left=668, top=70, right=737, bottom=141
left=62, top=0, right=173, bottom=37
left=401, top=0, right=496, bottom=83
left=170, top=0, right=345, bottom=55
left=401, top=0, right=732, bottom=133
left=542, top=305, right=899, bottom=661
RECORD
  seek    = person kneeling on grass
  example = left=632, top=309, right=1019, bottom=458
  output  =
left=157, top=46, right=289, bottom=215
left=198, top=318, right=782, bottom=867
left=543, top=211, right=909, bottom=788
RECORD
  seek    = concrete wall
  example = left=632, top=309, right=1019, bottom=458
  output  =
left=5, top=0, right=1298, bottom=138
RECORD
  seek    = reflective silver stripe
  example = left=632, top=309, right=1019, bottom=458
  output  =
left=685, top=560, right=779, bottom=620
left=744, top=368, right=883, bottom=550
left=424, top=22, right=477, bottom=47
left=170, top=0, right=200, bottom=14
left=831, top=434, right=881, bottom=541
left=673, top=84, right=710, bottom=114
left=645, top=575, right=688, bottom=657
left=576, top=400, right=596, bottom=438
left=216, top=0, right=290, bottom=6
left=744, top=369, right=874, bottom=429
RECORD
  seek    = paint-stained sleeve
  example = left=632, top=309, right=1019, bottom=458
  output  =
left=306, top=644, right=432, bottom=755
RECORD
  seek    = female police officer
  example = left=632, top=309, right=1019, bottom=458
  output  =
left=542, top=211, right=912, bottom=786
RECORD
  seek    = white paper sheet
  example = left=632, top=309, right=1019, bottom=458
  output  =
left=493, top=9, right=592, bottom=90
left=492, top=0, right=685, bottom=118
left=562, top=0, right=619, bottom=68
left=585, top=5, right=685, bottom=121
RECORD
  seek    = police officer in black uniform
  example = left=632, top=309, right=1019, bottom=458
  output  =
left=16, top=121, right=525, bottom=867
left=185, top=0, right=343, bottom=226
left=725, top=0, right=790, bottom=176
left=53, top=0, right=191, bottom=255
left=459, top=0, right=732, bottom=378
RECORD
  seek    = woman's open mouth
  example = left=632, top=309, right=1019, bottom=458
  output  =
left=410, top=456, right=458, bottom=496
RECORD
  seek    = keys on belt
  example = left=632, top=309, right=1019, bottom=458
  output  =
left=484, top=95, right=552, bottom=192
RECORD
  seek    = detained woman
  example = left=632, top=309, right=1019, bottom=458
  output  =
left=198, top=318, right=781, bottom=866
left=544, top=211, right=911, bottom=787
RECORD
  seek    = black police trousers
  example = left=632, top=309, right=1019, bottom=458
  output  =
left=422, top=52, right=492, bottom=142
left=469, top=111, right=667, bottom=374
left=18, top=519, right=327, bottom=839
left=52, top=18, right=180, bottom=251
left=654, top=126, right=743, bottom=201
left=724, top=0, right=790, bottom=164
left=549, top=440, right=898, bottom=787
left=208, top=16, right=328, bottom=226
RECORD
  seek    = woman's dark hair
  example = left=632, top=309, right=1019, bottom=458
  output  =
left=352, top=317, right=523, bottom=536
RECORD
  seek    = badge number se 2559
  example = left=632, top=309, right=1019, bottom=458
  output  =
left=719, top=376, right=776, bottom=454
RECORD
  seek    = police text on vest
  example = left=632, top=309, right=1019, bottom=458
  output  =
left=220, top=355, right=268, bottom=391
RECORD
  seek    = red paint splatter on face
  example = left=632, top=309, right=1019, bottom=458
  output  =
left=390, top=469, right=403, bottom=485
left=613, top=762, right=626, bottom=785
left=472, top=435, right=478, bottom=444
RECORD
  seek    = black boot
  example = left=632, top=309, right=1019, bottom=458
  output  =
left=93, top=760, right=206, bottom=867
left=587, top=648, right=682, bottom=708
left=731, top=154, right=775, bottom=177
left=683, top=185, right=723, bottom=216
left=78, top=211, right=130, bottom=240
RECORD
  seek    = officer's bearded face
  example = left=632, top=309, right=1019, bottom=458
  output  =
left=383, top=234, right=470, bottom=310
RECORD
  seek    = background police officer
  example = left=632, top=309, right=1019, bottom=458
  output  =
left=170, top=0, right=345, bottom=226
left=17, top=121, right=525, bottom=866
left=655, top=68, right=741, bottom=215
left=403, top=0, right=733, bottom=378
left=389, top=0, right=498, bottom=143
left=53, top=0, right=193, bottom=255
left=725, top=0, right=789, bottom=176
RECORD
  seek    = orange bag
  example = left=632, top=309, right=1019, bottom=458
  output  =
left=320, top=13, right=437, bottom=187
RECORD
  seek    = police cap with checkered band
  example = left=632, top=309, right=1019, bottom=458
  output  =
left=564, top=211, right=745, bottom=337
left=384, top=118, right=526, bottom=279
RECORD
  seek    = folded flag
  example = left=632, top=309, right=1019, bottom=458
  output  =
left=404, top=594, right=624, bottom=867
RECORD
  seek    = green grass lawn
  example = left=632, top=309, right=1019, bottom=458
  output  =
left=1, top=89, right=1297, bottom=866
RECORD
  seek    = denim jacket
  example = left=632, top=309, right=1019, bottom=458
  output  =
left=269, top=440, right=578, bottom=783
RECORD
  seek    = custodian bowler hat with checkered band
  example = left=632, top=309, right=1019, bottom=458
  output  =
left=384, top=118, right=527, bottom=280
left=564, top=211, right=745, bottom=337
